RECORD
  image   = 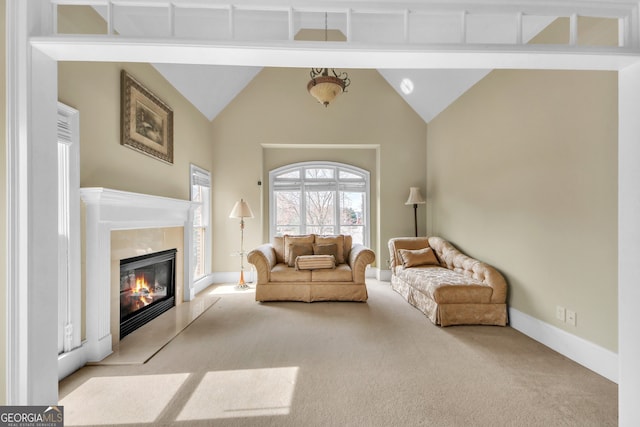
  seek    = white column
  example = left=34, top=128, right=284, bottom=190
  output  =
left=83, top=203, right=113, bottom=362
left=618, top=61, right=640, bottom=426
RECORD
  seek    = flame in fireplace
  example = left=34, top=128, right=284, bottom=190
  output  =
left=134, top=276, right=153, bottom=306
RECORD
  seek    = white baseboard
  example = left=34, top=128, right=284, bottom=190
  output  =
left=193, top=273, right=219, bottom=295
left=209, top=271, right=255, bottom=286
left=508, top=308, right=618, bottom=383
left=58, top=342, right=88, bottom=381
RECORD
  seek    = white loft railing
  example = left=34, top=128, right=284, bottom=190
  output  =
left=49, top=0, right=639, bottom=49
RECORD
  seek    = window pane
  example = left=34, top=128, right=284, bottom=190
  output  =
left=307, top=225, right=336, bottom=235
left=306, top=191, right=334, bottom=227
left=190, top=164, right=210, bottom=280
left=193, top=203, right=203, bottom=227
left=191, top=184, right=203, bottom=203
left=270, top=162, right=369, bottom=246
left=276, top=170, right=300, bottom=179
left=340, top=225, right=364, bottom=245
left=276, top=226, right=300, bottom=236
left=339, top=170, right=362, bottom=179
left=340, top=191, right=365, bottom=225
left=275, top=190, right=301, bottom=226
left=193, top=227, right=206, bottom=279
left=305, top=168, right=334, bottom=179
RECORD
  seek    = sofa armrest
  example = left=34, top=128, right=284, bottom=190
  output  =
left=348, top=244, right=375, bottom=284
left=247, top=244, right=277, bottom=284
left=428, top=236, right=507, bottom=304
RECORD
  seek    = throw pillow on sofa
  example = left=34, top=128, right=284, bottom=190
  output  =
left=313, top=243, right=339, bottom=265
left=287, top=243, right=314, bottom=267
left=399, top=247, right=440, bottom=268
left=315, top=235, right=345, bottom=264
left=284, top=234, right=315, bottom=265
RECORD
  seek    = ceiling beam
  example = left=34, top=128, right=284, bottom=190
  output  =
left=32, top=36, right=640, bottom=70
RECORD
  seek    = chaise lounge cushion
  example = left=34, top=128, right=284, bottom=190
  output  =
left=397, top=266, right=492, bottom=303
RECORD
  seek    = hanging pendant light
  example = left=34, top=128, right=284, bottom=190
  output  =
left=307, top=68, right=350, bottom=107
left=307, top=13, right=350, bottom=107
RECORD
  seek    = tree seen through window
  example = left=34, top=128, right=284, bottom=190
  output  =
left=270, top=162, right=369, bottom=245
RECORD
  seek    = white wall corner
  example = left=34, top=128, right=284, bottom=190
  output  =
left=376, top=268, right=392, bottom=282
left=508, top=308, right=618, bottom=383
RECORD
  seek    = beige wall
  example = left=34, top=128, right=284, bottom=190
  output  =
left=211, top=67, right=427, bottom=270
left=58, top=6, right=214, bottom=201
left=427, top=17, right=619, bottom=352
left=1, top=0, right=7, bottom=405
left=58, top=61, right=213, bottom=200
left=427, top=69, right=618, bottom=351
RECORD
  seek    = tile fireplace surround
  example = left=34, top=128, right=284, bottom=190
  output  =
left=80, top=188, right=195, bottom=363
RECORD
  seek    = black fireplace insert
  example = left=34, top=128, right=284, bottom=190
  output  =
left=120, top=248, right=177, bottom=339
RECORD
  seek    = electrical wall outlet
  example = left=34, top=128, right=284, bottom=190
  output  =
left=566, top=310, right=576, bottom=326
left=556, top=306, right=566, bottom=322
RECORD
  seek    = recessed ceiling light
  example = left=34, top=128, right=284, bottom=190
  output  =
left=400, top=78, right=414, bottom=95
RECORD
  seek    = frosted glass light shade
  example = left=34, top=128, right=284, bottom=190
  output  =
left=307, top=76, right=346, bottom=107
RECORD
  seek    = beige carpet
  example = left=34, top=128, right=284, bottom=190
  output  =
left=59, top=280, right=617, bottom=426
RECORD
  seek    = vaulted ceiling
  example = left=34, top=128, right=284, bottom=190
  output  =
left=89, top=3, right=559, bottom=123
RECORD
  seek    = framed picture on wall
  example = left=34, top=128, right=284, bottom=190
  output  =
left=121, top=70, right=174, bottom=164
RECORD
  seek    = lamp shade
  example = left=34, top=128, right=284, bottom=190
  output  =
left=229, top=199, right=254, bottom=219
left=405, top=187, right=426, bottom=205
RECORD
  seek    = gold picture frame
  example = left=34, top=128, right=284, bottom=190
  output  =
left=121, top=70, right=174, bottom=164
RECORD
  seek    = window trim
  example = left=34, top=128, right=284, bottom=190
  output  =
left=269, top=161, right=370, bottom=246
left=190, top=164, right=212, bottom=282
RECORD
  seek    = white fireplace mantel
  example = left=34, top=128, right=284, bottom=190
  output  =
left=80, top=187, right=195, bottom=362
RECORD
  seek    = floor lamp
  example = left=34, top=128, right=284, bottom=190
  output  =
left=229, top=198, right=254, bottom=289
left=405, top=187, right=426, bottom=237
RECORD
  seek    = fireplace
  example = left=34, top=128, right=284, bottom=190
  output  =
left=120, top=249, right=177, bottom=339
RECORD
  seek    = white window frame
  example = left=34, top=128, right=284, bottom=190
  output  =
left=190, top=164, right=212, bottom=283
left=269, top=161, right=370, bottom=246
left=57, top=102, right=83, bottom=379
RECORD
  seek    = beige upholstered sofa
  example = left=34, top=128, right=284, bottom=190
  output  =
left=388, top=236, right=507, bottom=326
left=247, top=234, right=375, bottom=302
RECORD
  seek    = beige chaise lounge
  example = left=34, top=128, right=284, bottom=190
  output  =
left=388, top=236, right=508, bottom=326
left=247, top=234, right=375, bottom=302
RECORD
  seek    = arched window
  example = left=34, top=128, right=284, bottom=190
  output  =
left=270, top=162, right=370, bottom=245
